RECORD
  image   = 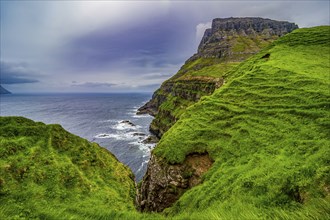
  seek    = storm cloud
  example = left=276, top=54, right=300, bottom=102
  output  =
left=0, top=61, right=39, bottom=84
left=63, top=15, right=194, bottom=72
left=0, top=1, right=329, bottom=93
left=71, top=82, right=117, bottom=88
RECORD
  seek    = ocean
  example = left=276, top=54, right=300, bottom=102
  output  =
left=0, top=93, right=154, bottom=181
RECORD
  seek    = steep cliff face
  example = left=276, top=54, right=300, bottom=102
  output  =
left=138, top=153, right=213, bottom=212
left=147, top=77, right=223, bottom=136
left=138, top=17, right=298, bottom=138
left=194, top=17, right=298, bottom=60
left=140, top=26, right=330, bottom=218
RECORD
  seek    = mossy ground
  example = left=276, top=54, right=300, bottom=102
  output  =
left=0, top=117, right=162, bottom=219
left=154, top=26, right=330, bottom=218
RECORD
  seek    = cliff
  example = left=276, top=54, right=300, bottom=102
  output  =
left=139, top=26, right=330, bottom=218
left=138, top=153, right=213, bottom=212
left=138, top=17, right=298, bottom=138
left=194, top=17, right=298, bottom=60
left=0, top=85, right=11, bottom=94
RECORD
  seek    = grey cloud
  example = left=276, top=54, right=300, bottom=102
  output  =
left=1, top=1, right=329, bottom=93
left=62, top=14, right=196, bottom=72
left=134, top=83, right=161, bottom=91
left=71, top=82, right=117, bottom=88
left=0, top=61, right=40, bottom=84
left=141, top=72, right=174, bottom=80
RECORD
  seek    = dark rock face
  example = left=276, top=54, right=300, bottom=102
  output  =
left=137, top=88, right=166, bottom=116
left=138, top=153, right=213, bottom=212
left=147, top=78, right=223, bottom=138
left=194, top=17, right=298, bottom=60
left=142, top=135, right=159, bottom=144
left=138, top=17, right=298, bottom=139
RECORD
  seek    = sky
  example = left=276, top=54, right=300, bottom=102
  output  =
left=1, top=1, right=329, bottom=93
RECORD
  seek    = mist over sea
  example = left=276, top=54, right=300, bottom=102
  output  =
left=0, top=93, right=154, bottom=181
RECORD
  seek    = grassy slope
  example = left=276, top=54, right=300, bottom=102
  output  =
left=150, top=33, right=279, bottom=137
left=150, top=59, right=239, bottom=137
left=0, top=117, right=153, bottom=219
left=154, top=26, right=330, bottom=218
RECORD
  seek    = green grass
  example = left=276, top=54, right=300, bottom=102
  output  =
left=149, top=29, right=280, bottom=137
left=0, top=117, right=164, bottom=219
left=150, top=58, right=238, bottom=137
left=153, top=26, right=330, bottom=218
left=179, top=61, right=239, bottom=79
left=231, top=34, right=277, bottom=53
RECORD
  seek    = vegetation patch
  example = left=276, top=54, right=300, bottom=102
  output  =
left=0, top=116, right=164, bottom=219
left=154, top=26, right=330, bottom=219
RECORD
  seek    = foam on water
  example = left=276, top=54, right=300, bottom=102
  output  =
left=95, top=131, right=147, bottom=140
left=136, top=159, right=150, bottom=173
left=128, top=140, right=155, bottom=154
left=111, top=120, right=141, bottom=130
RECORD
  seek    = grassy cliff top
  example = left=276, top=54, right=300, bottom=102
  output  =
left=153, top=26, right=330, bottom=218
left=0, top=116, right=137, bottom=219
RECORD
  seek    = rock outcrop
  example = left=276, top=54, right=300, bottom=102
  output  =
left=138, top=17, right=298, bottom=138
left=193, top=17, right=298, bottom=60
left=138, top=153, right=213, bottom=212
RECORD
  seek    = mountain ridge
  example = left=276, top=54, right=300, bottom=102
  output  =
left=138, top=17, right=298, bottom=138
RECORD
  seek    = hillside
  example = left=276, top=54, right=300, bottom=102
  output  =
left=140, top=26, right=330, bottom=219
left=0, top=117, right=138, bottom=219
left=1, top=25, right=329, bottom=220
left=138, top=17, right=298, bottom=138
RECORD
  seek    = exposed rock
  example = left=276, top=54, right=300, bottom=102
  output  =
left=138, top=17, right=298, bottom=138
left=142, top=135, right=159, bottom=144
left=120, top=120, right=136, bottom=127
left=138, top=153, right=213, bottom=212
left=132, top=132, right=146, bottom=137
left=143, top=78, right=224, bottom=138
left=193, top=17, right=298, bottom=61
left=137, top=89, right=166, bottom=116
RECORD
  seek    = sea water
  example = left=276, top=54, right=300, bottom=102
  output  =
left=0, top=93, right=154, bottom=181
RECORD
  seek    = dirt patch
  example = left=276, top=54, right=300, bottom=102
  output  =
left=185, top=153, right=214, bottom=187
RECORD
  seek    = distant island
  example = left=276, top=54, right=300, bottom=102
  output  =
left=0, top=85, right=11, bottom=94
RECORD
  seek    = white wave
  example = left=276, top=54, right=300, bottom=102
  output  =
left=137, top=159, right=150, bottom=173
left=98, top=119, right=118, bottom=123
left=132, top=114, right=151, bottom=118
left=112, top=120, right=141, bottom=130
left=94, top=131, right=147, bottom=141
left=128, top=140, right=156, bottom=153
